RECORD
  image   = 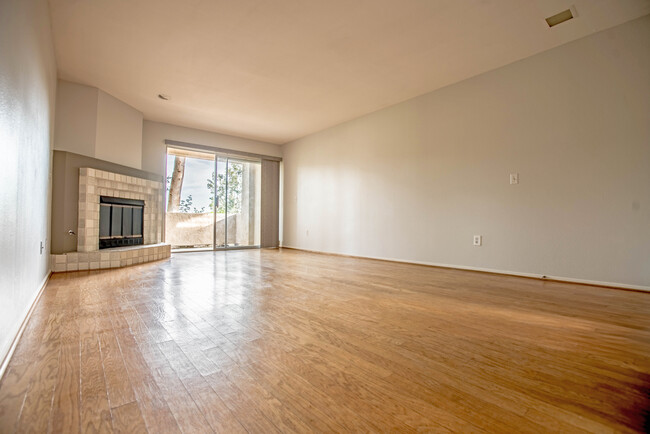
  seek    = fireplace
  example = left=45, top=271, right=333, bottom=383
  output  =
left=99, top=196, right=145, bottom=249
left=50, top=167, right=169, bottom=272
left=76, top=167, right=164, bottom=253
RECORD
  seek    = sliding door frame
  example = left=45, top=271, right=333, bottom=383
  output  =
left=164, top=141, right=271, bottom=252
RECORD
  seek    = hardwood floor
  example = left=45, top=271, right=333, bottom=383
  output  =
left=1, top=248, right=649, bottom=433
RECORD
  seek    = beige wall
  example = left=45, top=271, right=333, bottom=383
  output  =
left=282, top=15, right=650, bottom=289
left=142, top=120, right=282, bottom=176
left=54, top=80, right=143, bottom=169
left=0, top=0, right=57, bottom=364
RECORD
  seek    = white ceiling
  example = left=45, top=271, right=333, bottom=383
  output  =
left=48, top=0, right=650, bottom=144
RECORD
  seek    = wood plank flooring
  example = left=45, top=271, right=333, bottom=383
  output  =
left=1, top=248, right=649, bottom=433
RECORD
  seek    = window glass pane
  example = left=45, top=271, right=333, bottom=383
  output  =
left=165, top=149, right=216, bottom=250
left=226, top=159, right=261, bottom=247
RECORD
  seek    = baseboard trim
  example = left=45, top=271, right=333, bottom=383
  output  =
left=280, top=246, right=650, bottom=293
left=0, top=271, right=52, bottom=381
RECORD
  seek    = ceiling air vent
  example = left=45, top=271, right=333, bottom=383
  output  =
left=545, top=8, right=574, bottom=27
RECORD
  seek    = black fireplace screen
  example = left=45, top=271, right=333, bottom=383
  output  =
left=99, top=196, right=144, bottom=249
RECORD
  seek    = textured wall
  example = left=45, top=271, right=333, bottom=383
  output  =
left=0, top=0, right=57, bottom=363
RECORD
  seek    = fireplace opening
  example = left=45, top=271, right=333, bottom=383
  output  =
left=99, top=196, right=145, bottom=249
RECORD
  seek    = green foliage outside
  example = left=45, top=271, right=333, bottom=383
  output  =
left=178, top=195, right=205, bottom=213
left=167, top=162, right=244, bottom=214
left=208, top=162, right=243, bottom=214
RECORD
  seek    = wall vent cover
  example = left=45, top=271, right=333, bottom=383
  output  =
left=546, top=9, right=574, bottom=27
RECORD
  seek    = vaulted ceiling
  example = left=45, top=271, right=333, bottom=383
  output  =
left=48, top=0, right=650, bottom=144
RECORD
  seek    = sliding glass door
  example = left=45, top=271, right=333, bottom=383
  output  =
left=223, top=158, right=261, bottom=247
left=165, top=147, right=261, bottom=251
left=214, top=157, right=228, bottom=248
left=165, top=148, right=215, bottom=250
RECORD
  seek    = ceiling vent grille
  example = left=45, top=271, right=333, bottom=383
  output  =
left=546, top=9, right=574, bottom=27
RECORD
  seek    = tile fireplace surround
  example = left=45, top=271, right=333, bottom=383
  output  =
left=51, top=168, right=170, bottom=272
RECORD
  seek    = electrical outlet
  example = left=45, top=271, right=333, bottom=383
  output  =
left=510, top=173, right=519, bottom=184
left=473, top=235, right=482, bottom=246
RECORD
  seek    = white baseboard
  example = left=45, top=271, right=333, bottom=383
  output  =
left=0, top=271, right=52, bottom=381
left=281, top=246, right=650, bottom=292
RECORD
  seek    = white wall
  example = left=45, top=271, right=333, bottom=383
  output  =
left=54, top=80, right=98, bottom=157
left=54, top=80, right=143, bottom=169
left=283, top=15, right=650, bottom=289
left=0, top=0, right=57, bottom=363
left=95, top=90, right=143, bottom=169
left=142, top=120, right=282, bottom=176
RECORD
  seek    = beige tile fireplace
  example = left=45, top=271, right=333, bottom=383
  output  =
left=51, top=168, right=170, bottom=272
left=77, top=167, right=163, bottom=251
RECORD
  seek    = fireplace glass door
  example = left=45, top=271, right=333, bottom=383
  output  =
left=99, top=196, right=145, bottom=249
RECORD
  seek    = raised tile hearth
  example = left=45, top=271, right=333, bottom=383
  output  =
left=51, top=243, right=170, bottom=272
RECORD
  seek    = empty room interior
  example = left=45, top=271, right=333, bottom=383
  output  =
left=2, top=0, right=650, bottom=432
